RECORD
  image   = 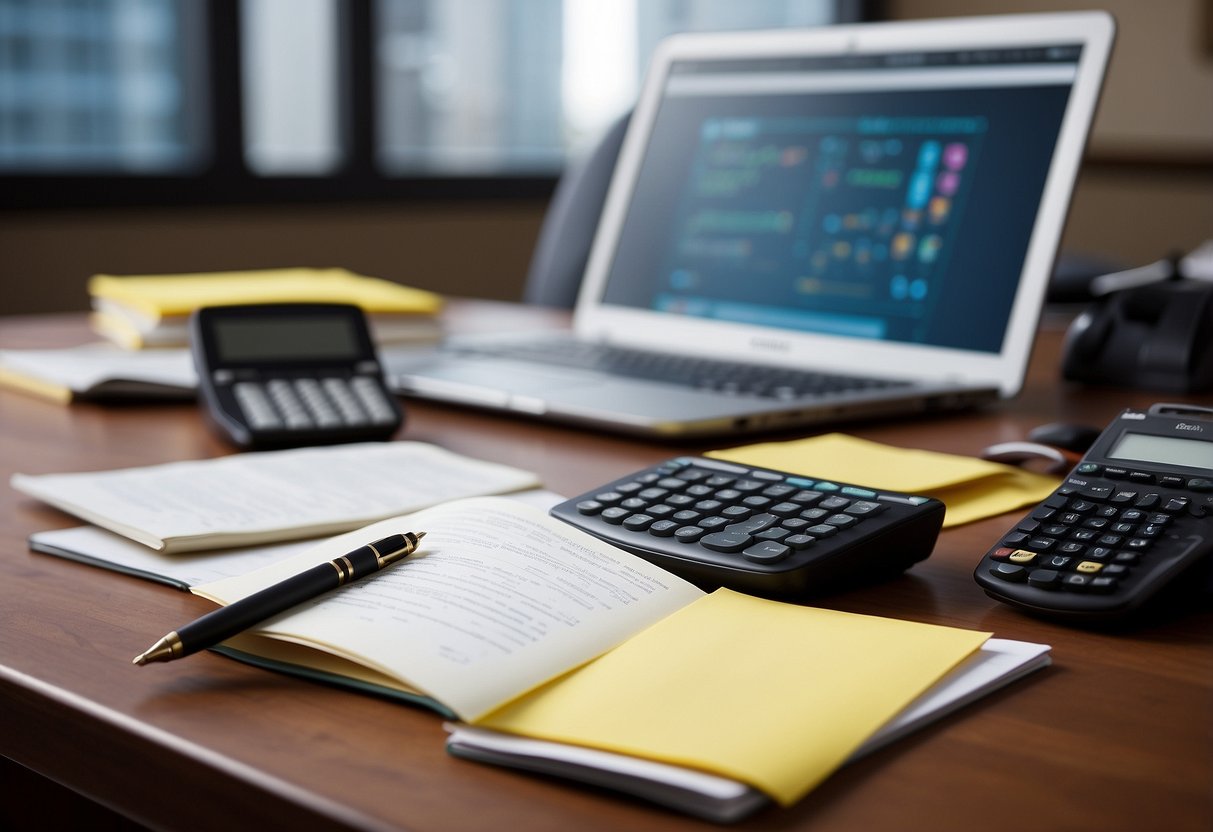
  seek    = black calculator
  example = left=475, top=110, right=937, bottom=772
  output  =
left=191, top=303, right=404, bottom=449
left=975, top=403, right=1213, bottom=621
left=551, top=456, right=945, bottom=598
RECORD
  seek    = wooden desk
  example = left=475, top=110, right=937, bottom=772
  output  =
left=1, top=304, right=1210, bottom=832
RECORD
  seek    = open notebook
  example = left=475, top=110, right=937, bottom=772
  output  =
left=389, top=13, right=1114, bottom=437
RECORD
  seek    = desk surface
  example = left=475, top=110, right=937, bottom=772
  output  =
left=2, top=303, right=1210, bottom=832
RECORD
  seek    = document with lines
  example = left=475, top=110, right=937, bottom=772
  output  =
left=11, top=442, right=539, bottom=553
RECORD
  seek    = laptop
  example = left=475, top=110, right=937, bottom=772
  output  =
left=389, top=12, right=1115, bottom=438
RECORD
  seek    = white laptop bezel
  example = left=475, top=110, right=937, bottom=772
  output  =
left=572, top=12, right=1114, bottom=397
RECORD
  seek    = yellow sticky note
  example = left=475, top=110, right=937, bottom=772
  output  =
left=477, top=589, right=989, bottom=806
left=709, top=433, right=1058, bottom=527
left=930, top=470, right=1059, bottom=527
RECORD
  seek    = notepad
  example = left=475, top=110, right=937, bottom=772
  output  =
left=0, top=344, right=195, bottom=403
left=26, top=489, right=566, bottom=589
left=182, top=497, right=1047, bottom=822
left=11, top=442, right=539, bottom=552
left=471, top=587, right=989, bottom=804
left=709, top=433, right=1059, bottom=527
left=28, top=525, right=319, bottom=589
left=88, top=267, right=443, bottom=349
left=447, top=638, right=1050, bottom=823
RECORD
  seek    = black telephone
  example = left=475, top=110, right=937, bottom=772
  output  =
left=1062, top=279, right=1213, bottom=393
left=975, top=403, right=1213, bottom=621
left=190, top=303, right=403, bottom=449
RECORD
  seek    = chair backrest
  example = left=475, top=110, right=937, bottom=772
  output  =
left=523, top=113, right=631, bottom=308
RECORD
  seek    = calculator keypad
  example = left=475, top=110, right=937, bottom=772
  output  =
left=977, top=461, right=1213, bottom=618
left=581, top=486, right=882, bottom=564
left=232, top=374, right=398, bottom=432
left=552, top=457, right=945, bottom=598
left=986, top=474, right=1200, bottom=594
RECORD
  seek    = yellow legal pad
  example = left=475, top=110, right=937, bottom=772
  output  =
left=476, top=589, right=989, bottom=807
left=709, top=432, right=1059, bottom=527
left=88, top=267, right=442, bottom=320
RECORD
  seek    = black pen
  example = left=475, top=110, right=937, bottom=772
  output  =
left=133, top=531, right=426, bottom=666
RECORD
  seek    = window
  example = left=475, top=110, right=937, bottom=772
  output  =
left=374, top=0, right=842, bottom=175
left=0, top=0, right=207, bottom=173
left=241, top=0, right=343, bottom=175
left=0, top=0, right=858, bottom=207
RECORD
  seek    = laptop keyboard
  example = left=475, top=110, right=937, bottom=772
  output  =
left=451, top=338, right=912, bottom=401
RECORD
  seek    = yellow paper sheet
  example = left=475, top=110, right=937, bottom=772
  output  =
left=476, top=589, right=989, bottom=806
left=0, top=366, right=72, bottom=403
left=709, top=433, right=1058, bottom=527
left=88, top=268, right=442, bottom=320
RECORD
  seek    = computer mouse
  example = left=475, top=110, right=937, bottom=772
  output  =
left=979, top=441, right=1079, bottom=474
left=1027, top=422, right=1102, bottom=454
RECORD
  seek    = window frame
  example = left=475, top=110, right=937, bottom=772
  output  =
left=0, top=0, right=557, bottom=210
left=0, top=0, right=867, bottom=211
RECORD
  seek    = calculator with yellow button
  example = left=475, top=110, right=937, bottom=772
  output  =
left=550, top=456, right=945, bottom=598
left=975, top=404, right=1213, bottom=621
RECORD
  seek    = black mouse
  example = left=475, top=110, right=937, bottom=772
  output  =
left=1027, top=422, right=1102, bottom=454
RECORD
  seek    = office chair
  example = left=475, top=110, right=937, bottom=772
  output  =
left=523, top=113, right=631, bottom=309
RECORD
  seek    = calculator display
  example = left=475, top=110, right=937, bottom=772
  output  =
left=1108, top=432, right=1213, bottom=471
left=214, top=315, right=361, bottom=364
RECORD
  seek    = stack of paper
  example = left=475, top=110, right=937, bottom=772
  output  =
left=88, top=267, right=443, bottom=349
left=174, top=500, right=1049, bottom=824
left=446, top=636, right=1049, bottom=822
left=19, top=461, right=1051, bottom=823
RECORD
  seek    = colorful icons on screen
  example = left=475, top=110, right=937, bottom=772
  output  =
left=943, top=142, right=968, bottom=171
left=892, top=232, right=915, bottom=261
left=801, top=130, right=974, bottom=307
left=929, top=196, right=950, bottom=224
left=918, top=234, right=943, bottom=264
left=890, top=274, right=929, bottom=301
left=685, top=116, right=978, bottom=313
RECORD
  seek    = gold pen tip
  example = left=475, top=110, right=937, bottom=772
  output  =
left=131, top=634, right=181, bottom=666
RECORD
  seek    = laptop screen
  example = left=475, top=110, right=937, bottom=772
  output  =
left=600, top=45, right=1083, bottom=354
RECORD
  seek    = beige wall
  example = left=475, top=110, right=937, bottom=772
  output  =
left=3, top=0, right=1210, bottom=316
left=887, top=0, right=1213, bottom=156
left=882, top=0, right=1213, bottom=270
left=1, top=200, right=548, bottom=316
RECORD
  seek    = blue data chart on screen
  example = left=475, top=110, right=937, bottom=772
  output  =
left=653, top=114, right=986, bottom=343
